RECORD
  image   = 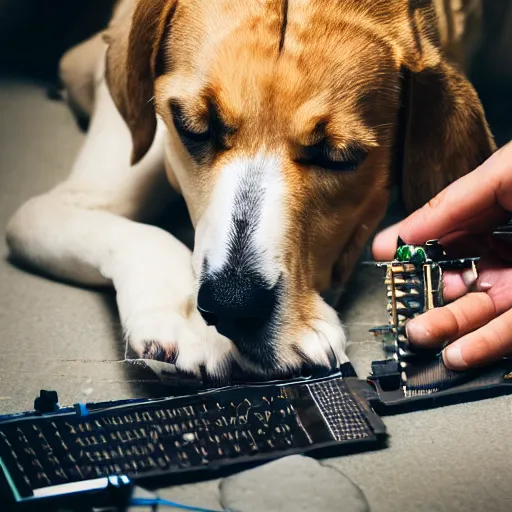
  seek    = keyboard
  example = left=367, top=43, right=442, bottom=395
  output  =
left=0, top=373, right=386, bottom=507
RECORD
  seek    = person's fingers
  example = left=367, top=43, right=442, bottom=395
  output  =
left=373, top=227, right=510, bottom=265
left=483, top=265, right=512, bottom=313
left=442, top=309, right=512, bottom=370
left=372, top=238, right=497, bottom=302
left=442, top=271, right=471, bottom=301
left=442, top=259, right=512, bottom=303
left=398, top=141, right=512, bottom=245
left=371, top=222, right=402, bottom=260
left=405, top=292, right=497, bottom=348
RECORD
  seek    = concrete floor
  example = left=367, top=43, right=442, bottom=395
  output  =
left=1, top=76, right=511, bottom=512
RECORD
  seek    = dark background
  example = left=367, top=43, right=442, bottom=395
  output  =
left=0, top=0, right=116, bottom=80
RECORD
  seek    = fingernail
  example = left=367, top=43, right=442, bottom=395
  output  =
left=405, top=321, right=431, bottom=344
left=478, top=281, right=493, bottom=291
left=443, top=344, right=468, bottom=370
left=462, top=267, right=478, bottom=290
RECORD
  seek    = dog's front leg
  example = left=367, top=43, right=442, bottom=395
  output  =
left=8, top=200, right=233, bottom=377
left=6, top=67, right=234, bottom=379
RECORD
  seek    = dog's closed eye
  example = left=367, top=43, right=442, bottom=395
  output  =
left=170, top=100, right=211, bottom=143
left=169, top=99, right=236, bottom=159
left=297, top=141, right=368, bottom=172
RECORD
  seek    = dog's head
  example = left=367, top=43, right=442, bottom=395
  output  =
left=105, top=0, right=494, bottom=375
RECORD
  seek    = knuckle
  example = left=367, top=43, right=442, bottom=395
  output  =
left=449, top=293, right=497, bottom=336
left=426, top=188, right=446, bottom=210
left=429, top=306, right=459, bottom=340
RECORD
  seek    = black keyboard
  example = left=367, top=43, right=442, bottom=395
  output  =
left=0, top=374, right=386, bottom=507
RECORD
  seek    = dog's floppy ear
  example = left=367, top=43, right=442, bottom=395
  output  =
left=104, top=0, right=177, bottom=165
left=397, top=0, right=496, bottom=213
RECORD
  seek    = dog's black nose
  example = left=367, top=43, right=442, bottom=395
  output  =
left=197, top=274, right=280, bottom=342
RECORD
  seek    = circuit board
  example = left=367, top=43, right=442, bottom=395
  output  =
left=0, top=368, right=385, bottom=510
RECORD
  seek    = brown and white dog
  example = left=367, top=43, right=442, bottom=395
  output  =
left=6, top=0, right=495, bottom=381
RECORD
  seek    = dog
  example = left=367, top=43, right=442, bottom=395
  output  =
left=5, top=0, right=495, bottom=382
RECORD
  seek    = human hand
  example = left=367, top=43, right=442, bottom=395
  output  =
left=372, top=141, right=512, bottom=371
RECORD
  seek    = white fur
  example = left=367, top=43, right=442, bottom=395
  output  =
left=193, top=158, right=243, bottom=274
left=303, top=297, right=348, bottom=367
left=252, top=154, right=287, bottom=286
left=193, top=152, right=285, bottom=286
left=5, top=46, right=234, bottom=377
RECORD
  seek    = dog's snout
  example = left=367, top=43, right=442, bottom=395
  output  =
left=197, top=274, right=280, bottom=342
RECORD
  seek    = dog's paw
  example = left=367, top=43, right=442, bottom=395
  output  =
left=229, top=299, right=348, bottom=380
left=141, top=340, right=179, bottom=364
left=125, top=306, right=235, bottom=381
left=297, top=316, right=348, bottom=372
left=262, top=296, right=349, bottom=379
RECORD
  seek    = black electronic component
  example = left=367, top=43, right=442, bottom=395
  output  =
left=0, top=369, right=386, bottom=511
left=34, top=390, right=60, bottom=414
left=367, top=238, right=512, bottom=411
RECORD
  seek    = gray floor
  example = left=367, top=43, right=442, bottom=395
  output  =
left=1, top=76, right=511, bottom=512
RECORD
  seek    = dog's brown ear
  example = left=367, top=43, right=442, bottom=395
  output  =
left=104, top=0, right=177, bottom=165
left=397, top=0, right=496, bottom=213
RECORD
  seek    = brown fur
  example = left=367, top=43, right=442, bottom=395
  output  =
left=98, top=0, right=495, bottom=354
left=104, top=0, right=493, bottom=285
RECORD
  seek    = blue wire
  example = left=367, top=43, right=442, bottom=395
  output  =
left=130, top=496, right=225, bottom=512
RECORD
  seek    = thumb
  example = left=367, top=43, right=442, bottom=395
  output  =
left=372, top=222, right=401, bottom=260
